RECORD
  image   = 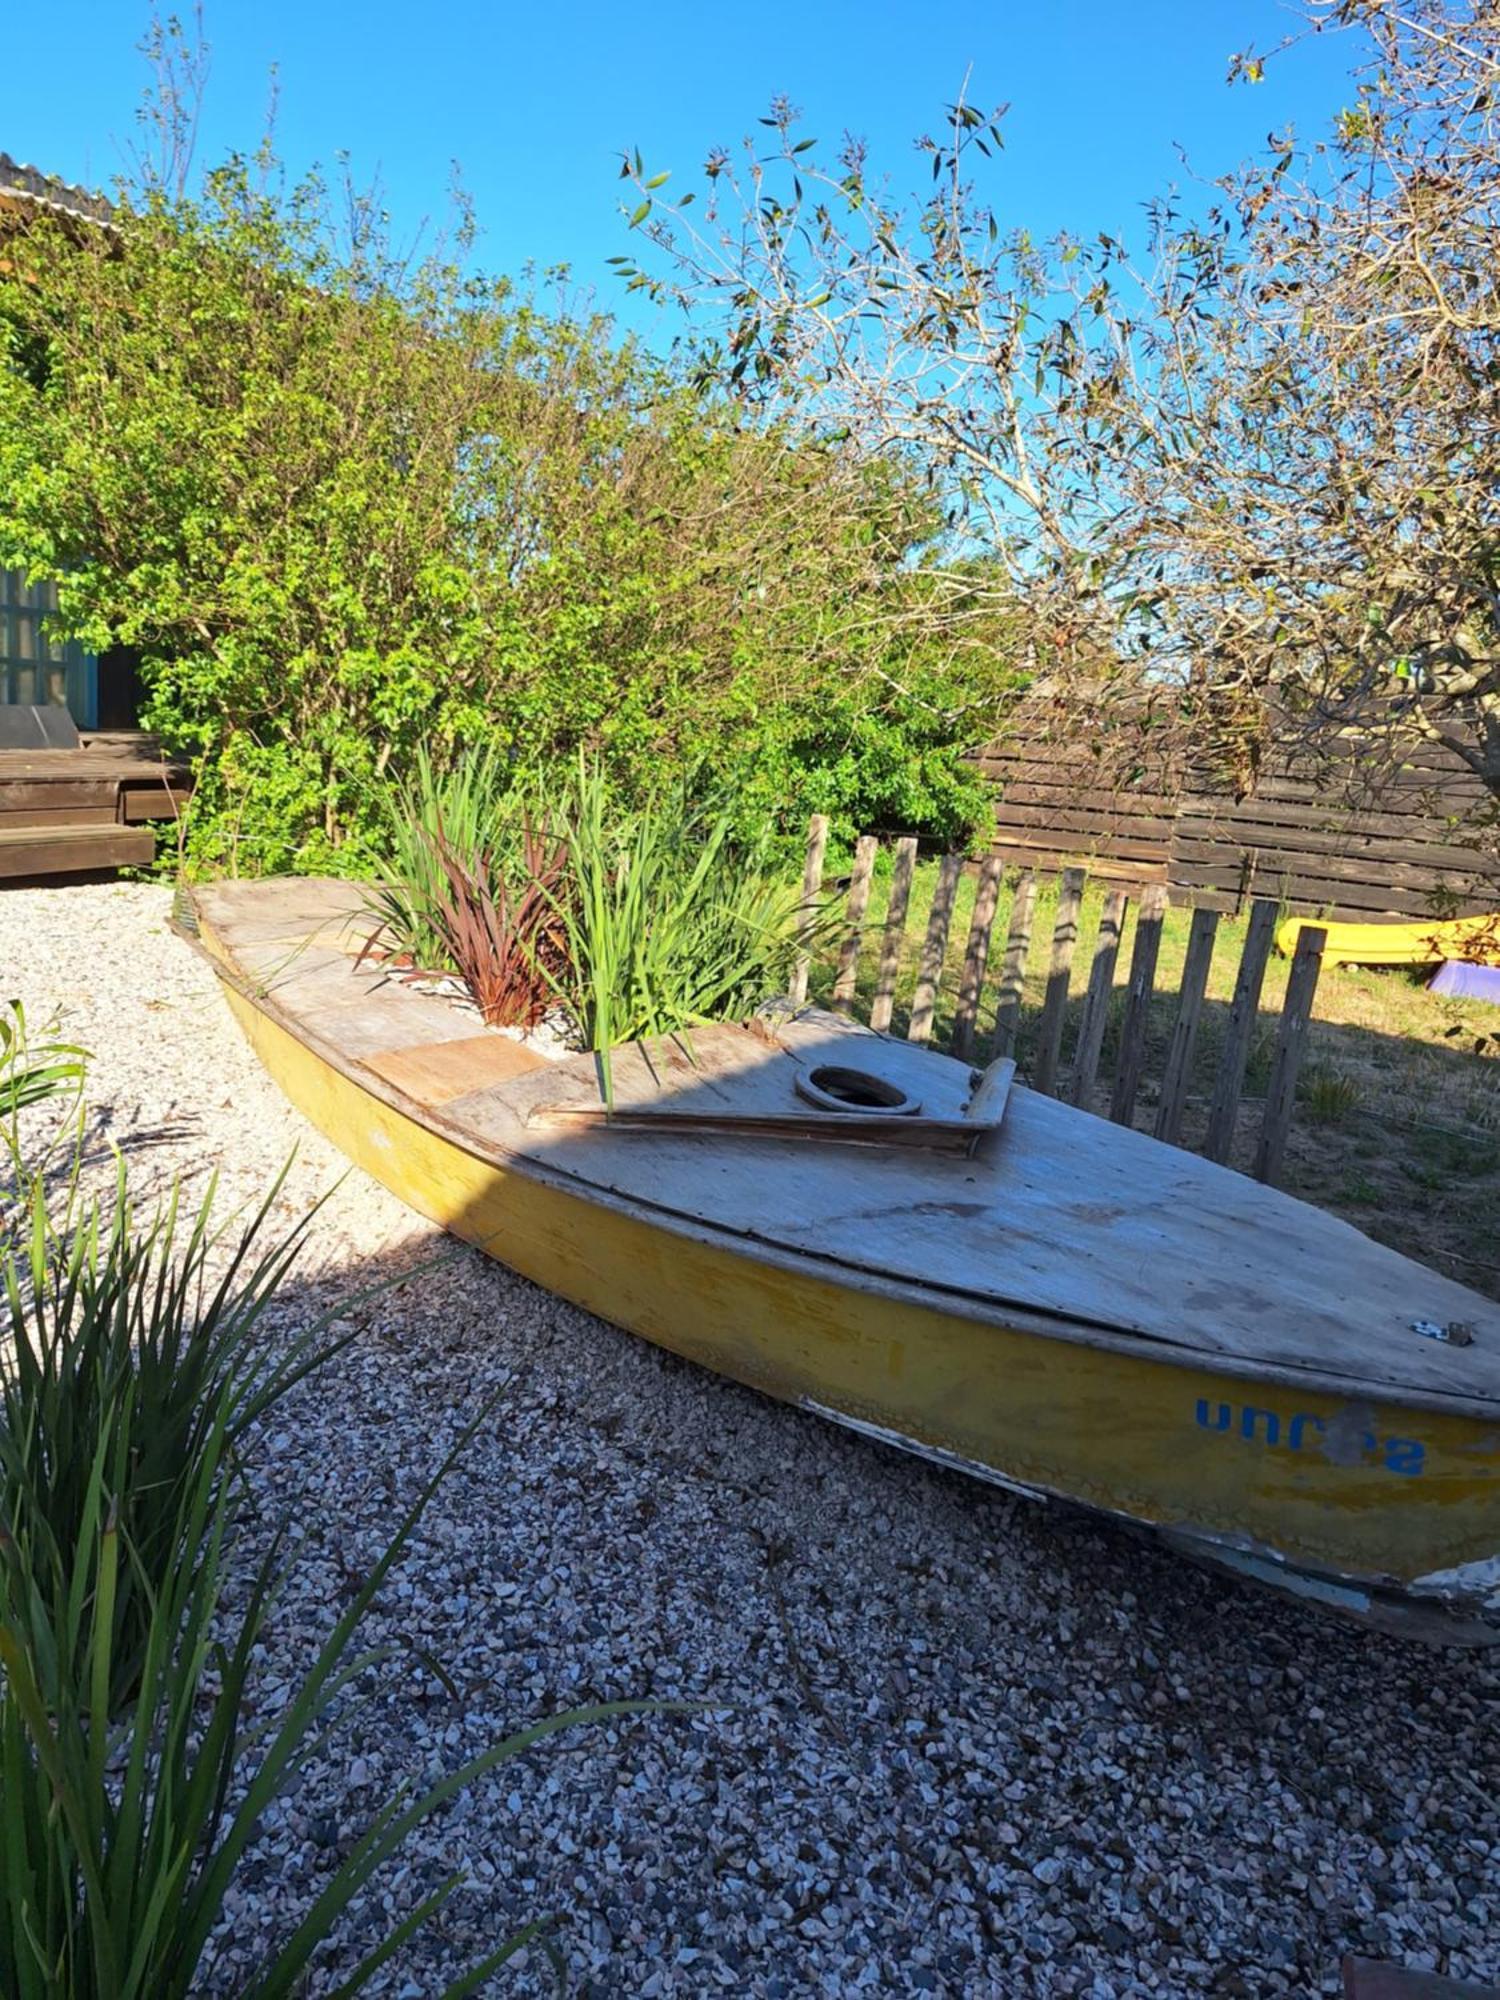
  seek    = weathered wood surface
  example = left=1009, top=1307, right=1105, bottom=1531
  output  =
left=1032, top=867, right=1085, bottom=1096
left=831, top=834, right=877, bottom=1014
left=362, top=1032, right=547, bottom=1105
left=0, top=731, right=192, bottom=879
left=1254, top=926, right=1326, bottom=1186
left=1069, top=888, right=1127, bottom=1109
left=194, top=877, right=1500, bottom=1408
left=1109, top=882, right=1168, bottom=1127
left=0, top=824, right=155, bottom=877
left=991, top=870, right=1035, bottom=1060
left=979, top=725, right=1499, bottom=920
left=870, top=836, right=918, bottom=1034
left=789, top=813, right=830, bottom=1007
left=907, top=852, right=962, bottom=1045
left=1204, top=899, right=1278, bottom=1166
left=1154, top=907, right=1219, bottom=1146
left=952, top=853, right=1004, bottom=1062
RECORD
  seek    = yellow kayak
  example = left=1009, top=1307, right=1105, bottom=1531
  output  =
left=189, top=878, right=1500, bottom=1644
left=1277, top=913, right=1500, bottom=969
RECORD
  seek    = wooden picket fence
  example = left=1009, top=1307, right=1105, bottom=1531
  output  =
left=789, top=818, right=1328, bottom=1187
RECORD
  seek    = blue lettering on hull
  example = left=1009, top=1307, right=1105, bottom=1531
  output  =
left=1194, top=1399, right=1425, bottom=1476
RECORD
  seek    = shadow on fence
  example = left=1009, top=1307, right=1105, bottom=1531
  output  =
left=794, top=817, right=1328, bottom=1188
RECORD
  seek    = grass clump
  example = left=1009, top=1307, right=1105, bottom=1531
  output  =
left=1299, top=1064, right=1363, bottom=1127
left=557, top=764, right=809, bottom=1076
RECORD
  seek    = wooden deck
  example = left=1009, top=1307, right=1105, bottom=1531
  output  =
left=0, top=731, right=191, bottom=879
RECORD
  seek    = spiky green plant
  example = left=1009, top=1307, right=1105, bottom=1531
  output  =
left=0, top=1002, right=87, bottom=1217
left=554, top=764, right=815, bottom=1100
left=0, top=1164, right=354, bottom=1712
left=361, top=742, right=520, bottom=975
left=0, top=1385, right=659, bottom=1998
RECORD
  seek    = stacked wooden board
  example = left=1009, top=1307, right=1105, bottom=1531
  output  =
left=0, top=731, right=191, bottom=878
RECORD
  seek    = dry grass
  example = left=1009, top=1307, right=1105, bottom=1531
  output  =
left=809, top=858, right=1500, bottom=1301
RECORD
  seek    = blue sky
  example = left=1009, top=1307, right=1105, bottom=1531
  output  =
left=12, top=3, right=1358, bottom=341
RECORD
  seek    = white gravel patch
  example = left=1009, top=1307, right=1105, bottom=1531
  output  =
left=4, top=878, right=1498, bottom=1998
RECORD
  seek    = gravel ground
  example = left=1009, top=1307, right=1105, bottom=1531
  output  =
left=5, top=879, right=1498, bottom=1998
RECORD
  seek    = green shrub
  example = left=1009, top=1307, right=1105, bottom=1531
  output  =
left=0, top=155, right=1018, bottom=874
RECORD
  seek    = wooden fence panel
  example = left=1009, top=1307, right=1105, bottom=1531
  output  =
left=1069, top=887, right=1127, bottom=1108
left=1032, top=867, right=1085, bottom=1096
left=1154, top=907, right=1219, bottom=1146
left=953, top=853, right=1004, bottom=1062
left=991, top=870, right=1035, bottom=1060
left=1254, top=926, right=1326, bottom=1185
left=908, top=852, right=962, bottom=1044
left=870, top=837, right=918, bottom=1034
left=1109, top=882, right=1168, bottom=1127
left=831, top=833, right=877, bottom=1014
left=1203, top=899, right=1278, bottom=1165
left=790, top=814, right=829, bottom=1007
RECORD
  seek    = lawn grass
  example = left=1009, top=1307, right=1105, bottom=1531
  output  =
left=806, top=855, right=1500, bottom=1301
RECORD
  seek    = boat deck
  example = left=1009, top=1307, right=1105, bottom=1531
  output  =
left=195, top=877, right=1500, bottom=1419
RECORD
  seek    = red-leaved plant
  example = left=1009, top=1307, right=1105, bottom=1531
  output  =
left=417, top=814, right=570, bottom=1028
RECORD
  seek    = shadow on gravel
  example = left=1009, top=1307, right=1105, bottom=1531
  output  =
left=226, top=1219, right=1500, bottom=1999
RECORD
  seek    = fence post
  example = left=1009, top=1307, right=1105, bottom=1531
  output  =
left=831, top=833, right=878, bottom=1014
left=952, top=853, right=1004, bottom=1062
left=870, top=835, right=918, bottom=1034
left=1109, top=882, right=1169, bottom=1127
left=1203, top=898, right=1278, bottom=1165
left=1032, top=867, right=1086, bottom=1096
left=788, top=813, right=830, bottom=1007
left=1254, top=925, right=1326, bottom=1185
left=1154, top=906, right=1220, bottom=1146
left=991, top=870, right=1035, bottom=1060
left=908, top=852, right=963, bottom=1044
left=1069, top=887, right=1128, bottom=1109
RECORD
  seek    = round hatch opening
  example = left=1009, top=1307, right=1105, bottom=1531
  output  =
left=794, top=1064, right=921, bottom=1116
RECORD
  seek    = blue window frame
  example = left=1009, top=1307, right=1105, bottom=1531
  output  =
left=0, top=568, right=97, bottom=727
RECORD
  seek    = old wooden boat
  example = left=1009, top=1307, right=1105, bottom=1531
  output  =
left=190, top=878, right=1500, bottom=1642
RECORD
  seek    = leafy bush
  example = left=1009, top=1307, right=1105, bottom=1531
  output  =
left=0, top=148, right=1017, bottom=873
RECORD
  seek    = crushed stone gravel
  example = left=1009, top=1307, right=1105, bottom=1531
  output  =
left=4, top=879, right=1497, bottom=1998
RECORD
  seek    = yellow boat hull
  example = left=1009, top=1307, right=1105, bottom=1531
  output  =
left=1278, top=912, right=1500, bottom=968
left=220, top=981, right=1500, bottom=1642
